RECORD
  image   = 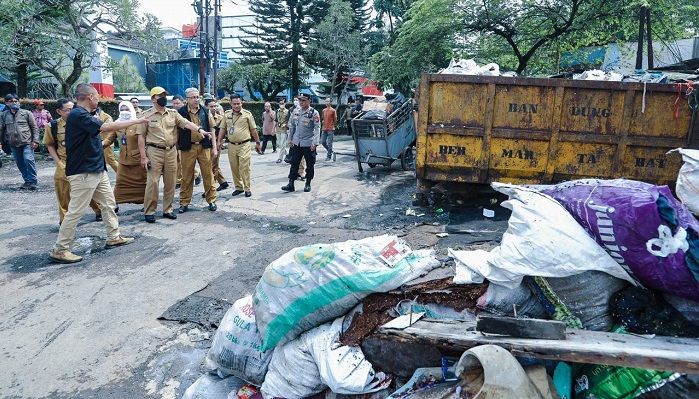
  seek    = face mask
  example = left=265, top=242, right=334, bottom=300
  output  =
left=9, top=103, right=20, bottom=111
left=119, top=111, right=133, bottom=120
left=293, top=100, right=299, bottom=108
left=156, top=97, right=168, bottom=107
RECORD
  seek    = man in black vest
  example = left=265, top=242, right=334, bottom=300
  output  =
left=178, top=87, right=218, bottom=213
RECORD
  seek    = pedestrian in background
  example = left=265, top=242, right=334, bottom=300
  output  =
left=205, top=98, right=229, bottom=191
left=260, top=101, right=276, bottom=154
left=32, top=99, right=52, bottom=133
left=43, top=98, right=102, bottom=224
left=137, top=86, right=206, bottom=223
left=112, top=101, right=148, bottom=206
left=96, top=107, right=118, bottom=174
left=282, top=93, right=320, bottom=193
left=48, top=84, right=148, bottom=264
left=321, top=97, right=337, bottom=161
left=171, top=95, right=185, bottom=111
left=343, top=96, right=354, bottom=136
left=0, top=94, right=39, bottom=190
left=275, top=97, right=290, bottom=164
left=130, top=97, right=143, bottom=116
left=177, top=87, right=218, bottom=213
left=217, top=93, right=261, bottom=198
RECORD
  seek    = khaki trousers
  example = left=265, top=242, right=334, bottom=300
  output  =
left=180, top=144, right=217, bottom=206
left=144, top=146, right=178, bottom=215
left=54, top=171, right=120, bottom=251
left=54, top=163, right=101, bottom=224
left=212, top=150, right=226, bottom=184
left=104, top=146, right=119, bottom=173
left=177, top=151, right=199, bottom=185
left=227, top=142, right=252, bottom=191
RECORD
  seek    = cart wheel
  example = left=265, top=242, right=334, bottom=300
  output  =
left=401, top=145, right=416, bottom=171
left=368, top=163, right=377, bottom=168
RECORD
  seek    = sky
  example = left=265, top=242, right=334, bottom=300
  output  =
left=138, top=0, right=251, bottom=30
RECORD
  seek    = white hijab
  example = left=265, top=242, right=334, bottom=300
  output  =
left=117, top=100, right=136, bottom=120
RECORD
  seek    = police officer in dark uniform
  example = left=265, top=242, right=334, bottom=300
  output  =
left=282, top=93, right=321, bottom=193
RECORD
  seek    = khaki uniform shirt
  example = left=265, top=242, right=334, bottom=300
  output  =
left=137, top=108, right=190, bottom=147
left=43, top=118, right=67, bottom=160
left=276, top=107, right=289, bottom=133
left=187, top=105, right=216, bottom=142
left=97, top=110, right=114, bottom=143
left=218, top=109, right=257, bottom=143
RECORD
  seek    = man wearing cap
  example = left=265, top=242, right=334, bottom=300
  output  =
left=177, top=87, right=218, bottom=213
left=137, top=87, right=207, bottom=222
left=282, top=93, right=320, bottom=193
left=217, top=94, right=261, bottom=197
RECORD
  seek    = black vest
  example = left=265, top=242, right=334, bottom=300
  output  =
left=178, top=105, right=212, bottom=151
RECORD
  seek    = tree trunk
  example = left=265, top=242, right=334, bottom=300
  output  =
left=329, top=63, right=342, bottom=102
left=16, top=62, right=28, bottom=97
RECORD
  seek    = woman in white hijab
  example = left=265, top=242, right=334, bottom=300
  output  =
left=113, top=100, right=147, bottom=205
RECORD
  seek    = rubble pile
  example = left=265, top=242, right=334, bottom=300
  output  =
left=183, top=150, right=699, bottom=399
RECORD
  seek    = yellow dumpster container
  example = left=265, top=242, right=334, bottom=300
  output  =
left=415, top=74, right=699, bottom=189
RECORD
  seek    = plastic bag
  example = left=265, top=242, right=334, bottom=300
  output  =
left=476, top=283, right=548, bottom=319
left=182, top=374, right=246, bottom=399
left=451, top=183, right=636, bottom=289
left=672, top=148, right=699, bottom=215
left=262, top=317, right=390, bottom=399
left=530, top=271, right=629, bottom=331
left=254, top=235, right=439, bottom=350
left=574, top=362, right=679, bottom=399
left=539, top=179, right=699, bottom=301
left=204, top=296, right=273, bottom=386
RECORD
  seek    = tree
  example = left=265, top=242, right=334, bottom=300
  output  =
left=240, top=0, right=330, bottom=97
left=369, top=0, right=458, bottom=92
left=308, top=0, right=364, bottom=101
left=110, top=56, right=147, bottom=93
left=218, top=63, right=288, bottom=101
left=0, top=0, right=164, bottom=97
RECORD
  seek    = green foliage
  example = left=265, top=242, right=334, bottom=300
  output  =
left=308, top=0, right=365, bottom=100
left=0, top=0, right=166, bottom=97
left=110, top=56, right=147, bottom=93
left=218, top=63, right=288, bottom=101
left=369, top=0, right=457, bottom=92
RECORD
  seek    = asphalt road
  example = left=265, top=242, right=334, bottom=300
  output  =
left=0, top=138, right=479, bottom=399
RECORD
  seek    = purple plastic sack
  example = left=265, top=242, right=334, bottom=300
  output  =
left=539, top=179, right=699, bottom=301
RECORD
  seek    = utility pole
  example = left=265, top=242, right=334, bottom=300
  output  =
left=635, top=6, right=646, bottom=70
left=196, top=0, right=206, bottom=90
left=204, top=0, right=212, bottom=93
left=213, top=0, right=220, bottom=96
left=645, top=7, right=654, bottom=70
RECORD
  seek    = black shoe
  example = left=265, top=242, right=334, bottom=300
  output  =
left=176, top=183, right=181, bottom=189
left=27, top=184, right=37, bottom=191
left=201, top=192, right=205, bottom=198
left=195, top=176, right=202, bottom=186
left=304, top=183, right=311, bottom=192
left=95, top=214, right=103, bottom=222
left=245, top=191, right=251, bottom=197
left=178, top=205, right=189, bottom=214
left=216, top=181, right=229, bottom=191
left=276, top=159, right=282, bottom=164
left=231, top=190, right=244, bottom=196
left=208, top=203, right=217, bottom=211
left=163, top=212, right=177, bottom=220
left=114, top=206, right=119, bottom=214
left=144, top=215, right=156, bottom=223
left=282, top=180, right=295, bottom=192
left=298, top=176, right=306, bottom=181
left=18, top=183, right=28, bottom=191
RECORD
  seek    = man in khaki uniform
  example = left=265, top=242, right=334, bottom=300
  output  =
left=137, top=87, right=206, bottom=223
left=217, top=94, right=261, bottom=197
left=96, top=108, right=119, bottom=173
left=177, top=87, right=218, bottom=213
left=206, top=98, right=229, bottom=191
left=43, top=99, right=101, bottom=224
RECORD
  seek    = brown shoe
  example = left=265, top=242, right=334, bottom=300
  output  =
left=105, top=236, right=135, bottom=248
left=48, top=249, right=83, bottom=264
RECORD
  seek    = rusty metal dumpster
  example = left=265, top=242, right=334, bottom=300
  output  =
left=415, top=74, right=699, bottom=189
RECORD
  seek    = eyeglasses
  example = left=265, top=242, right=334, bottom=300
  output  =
left=5, top=99, right=17, bottom=103
left=187, top=96, right=200, bottom=100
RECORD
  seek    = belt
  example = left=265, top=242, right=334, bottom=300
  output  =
left=191, top=142, right=201, bottom=145
left=146, top=143, right=175, bottom=150
left=229, top=138, right=250, bottom=145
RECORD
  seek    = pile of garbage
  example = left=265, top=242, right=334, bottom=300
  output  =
left=183, top=150, right=699, bottom=399
left=359, top=92, right=410, bottom=121
left=438, top=59, right=517, bottom=77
